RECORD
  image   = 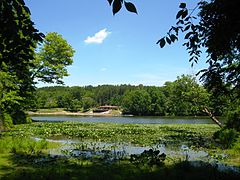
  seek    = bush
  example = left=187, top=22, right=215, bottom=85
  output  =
left=0, top=112, right=13, bottom=129
left=11, top=110, right=32, bottom=124
left=226, top=107, right=240, bottom=131
left=213, top=128, right=239, bottom=148
left=0, top=136, right=49, bottom=155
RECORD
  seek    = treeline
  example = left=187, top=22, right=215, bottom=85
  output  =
left=34, top=75, right=229, bottom=116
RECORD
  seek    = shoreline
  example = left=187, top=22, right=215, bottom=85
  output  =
left=28, top=110, right=124, bottom=117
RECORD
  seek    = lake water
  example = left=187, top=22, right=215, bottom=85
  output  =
left=31, top=115, right=215, bottom=124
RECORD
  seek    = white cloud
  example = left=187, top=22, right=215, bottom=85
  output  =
left=84, top=29, right=110, bottom=44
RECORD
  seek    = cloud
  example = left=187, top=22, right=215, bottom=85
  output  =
left=84, top=29, right=110, bottom=44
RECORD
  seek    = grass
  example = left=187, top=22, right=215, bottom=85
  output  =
left=0, top=122, right=239, bottom=179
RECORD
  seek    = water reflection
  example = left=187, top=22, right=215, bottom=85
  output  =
left=31, top=116, right=215, bottom=124
left=34, top=137, right=239, bottom=173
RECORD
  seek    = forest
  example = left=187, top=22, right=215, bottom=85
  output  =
left=34, top=74, right=228, bottom=117
left=0, top=0, right=240, bottom=179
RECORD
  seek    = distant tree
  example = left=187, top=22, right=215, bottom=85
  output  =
left=146, top=87, right=166, bottom=116
left=82, top=97, right=97, bottom=112
left=32, top=32, right=75, bottom=84
left=163, top=75, right=210, bottom=116
left=122, top=89, right=151, bottom=115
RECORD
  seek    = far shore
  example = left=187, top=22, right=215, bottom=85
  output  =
left=28, top=110, right=124, bottom=117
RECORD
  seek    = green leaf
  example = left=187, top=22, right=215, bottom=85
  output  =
left=124, top=1, right=137, bottom=14
left=179, top=3, right=186, bottom=8
left=113, top=0, right=122, bottom=15
left=107, top=0, right=114, bottom=5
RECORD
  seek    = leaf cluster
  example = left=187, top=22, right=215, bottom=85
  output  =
left=0, top=0, right=43, bottom=114
left=107, top=0, right=137, bottom=15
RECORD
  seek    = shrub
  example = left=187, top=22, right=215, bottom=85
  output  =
left=0, top=112, right=13, bottom=129
left=226, top=107, right=240, bottom=131
left=213, top=128, right=239, bottom=148
left=11, top=110, right=32, bottom=124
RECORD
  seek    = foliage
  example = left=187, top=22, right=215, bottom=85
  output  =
left=0, top=0, right=43, bottom=118
left=32, top=32, right=75, bottom=84
left=0, top=2, right=74, bottom=127
left=107, top=0, right=137, bottom=15
left=82, top=96, right=96, bottom=111
left=0, top=72, right=22, bottom=112
left=155, top=0, right=240, bottom=113
left=213, top=128, right=239, bottom=148
left=226, top=105, right=240, bottom=131
left=1, top=122, right=218, bottom=147
left=163, top=75, right=210, bottom=116
left=130, top=149, right=166, bottom=166
left=0, top=122, right=239, bottom=179
left=0, top=136, right=49, bottom=155
left=34, top=75, right=215, bottom=117
left=11, top=110, right=32, bottom=125
left=122, top=89, right=152, bottom=115
left=0, top=112, right=13, bottom=129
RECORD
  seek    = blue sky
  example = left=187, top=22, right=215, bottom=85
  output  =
left=25, top=0, right=208, bottom=87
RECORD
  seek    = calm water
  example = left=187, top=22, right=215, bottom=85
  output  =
left=31, top=115, right=215, bottom=124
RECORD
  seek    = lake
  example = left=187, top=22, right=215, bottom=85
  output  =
left=31, top=115, right=216, bottom=124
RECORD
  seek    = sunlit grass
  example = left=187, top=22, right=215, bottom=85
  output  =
left=0, top=122, right=239, bottom=179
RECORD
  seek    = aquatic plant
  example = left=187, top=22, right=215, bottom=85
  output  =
left=130, top=149, right=166, bottom=166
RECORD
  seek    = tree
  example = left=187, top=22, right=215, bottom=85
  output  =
left=82, top=96, right=97, bottom=112
left=158, top=0, right=239, bottom=128
left=122, top=89, right=151, bottom=115
left=110, top=0, right=239, bottom=128
left=146, top=87, right=166, bottom=116
left=0, top=2, right=74, bottom=126
left=32, top=32, right=75, bottom=84
left=163, top=75, right=210, bottom=116
left=0, top=0, right=43, bottom=125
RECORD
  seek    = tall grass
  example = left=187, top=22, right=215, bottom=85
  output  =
left=0, top=137, right=49, bottom=155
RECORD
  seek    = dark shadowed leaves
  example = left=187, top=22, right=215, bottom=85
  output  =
left=113, top=0, right=122, bottom=15
left=166, top=37, right=172, bottom=44
left=124, top=1, right=137, bottom=14
left=179, top=3, right=186, bottom=8
left=170, top=34, right=178, bottom=42
left=176, top=10, right=184, bottom=19
left=182, top=10, right=188, bottom=18
left=158, top=38, right=166, bottom=48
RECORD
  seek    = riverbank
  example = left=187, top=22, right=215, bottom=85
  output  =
left=28, top=109, right=123, bottom=117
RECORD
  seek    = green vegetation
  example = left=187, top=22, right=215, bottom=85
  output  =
left=0, top=122, right=239, bottom=179
left=0, top=122, right=219, bottom=146
left=0, top=1, right=74, bottom=127
left=34, top=75, right=220, bottom=117
left=0, top=0, right=239, bottom=178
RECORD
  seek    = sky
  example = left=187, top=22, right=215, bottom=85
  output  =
left=25, top=0, right=208, bottom=87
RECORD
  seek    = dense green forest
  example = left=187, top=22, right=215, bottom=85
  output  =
left=34, top=74, right=229, bottom=117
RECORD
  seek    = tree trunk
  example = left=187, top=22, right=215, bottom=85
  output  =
left=203, top=107, right=223, bottom=128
